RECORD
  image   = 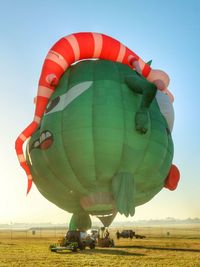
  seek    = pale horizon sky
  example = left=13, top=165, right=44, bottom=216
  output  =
left=0, top=0, right=199, bottom=224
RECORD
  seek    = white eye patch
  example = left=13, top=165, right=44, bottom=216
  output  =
left=45, top=81, right=93, bottom=115
left=156, top=90, right=174, bottom=132
left=45, top=81, right=174, bottom=132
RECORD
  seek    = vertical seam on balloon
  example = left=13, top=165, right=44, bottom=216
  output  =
left=92, top=62, right=97, bottom=183
left=150, top=106, right=170, bottom=175
left=157, top=115, right=172, bottom=182
left=61, top=67, right=78, bottom=182
left=118, top=64, right=131, bottom=215
left=131, top=95, right=152, bottom=179
left=116, top=62, right=126, bottom=174
left=60, top=68, right=88, bottom=194
left=134, top=128, right=151, bottom=177
left=117, top=70, right=136, bottom=215
left=134, top=103, right=166, bottom=187
left=146, top=111, right=159, bottom=174
left=59, top=71, right=78, bottom=191
left=159, top=136, right=170, bottom=181
left=39, top=68, right=85, bottom=197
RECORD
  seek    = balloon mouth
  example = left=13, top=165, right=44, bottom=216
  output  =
left=30, top=130, right=54, bottom=151
left=80, top=192, right=115, bottom=213
left=96, top=212, right=117, bottom=227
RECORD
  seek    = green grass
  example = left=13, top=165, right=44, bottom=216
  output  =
left=0, top=227, right=200, bottom=267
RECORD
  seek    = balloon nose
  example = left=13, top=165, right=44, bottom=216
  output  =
left=164, top=164, right=180, bottom=190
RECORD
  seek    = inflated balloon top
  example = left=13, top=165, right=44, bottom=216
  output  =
left=15, top=32, right=180, bottom=229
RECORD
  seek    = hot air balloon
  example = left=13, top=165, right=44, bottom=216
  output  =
left=16, top=33, right=180, bottom=230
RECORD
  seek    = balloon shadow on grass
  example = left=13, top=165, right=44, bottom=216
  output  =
left=116, top=245, right=200, bottom=253
left=85, top=248, right=145, bottom=256
left=56, top=248, right=145, bottom=256
left=80, top=247, right=145, bottom=256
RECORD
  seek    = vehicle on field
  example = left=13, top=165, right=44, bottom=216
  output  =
left=97, top=227, right=115, bottom=247
left=87, top=229, right=99, bottom=241
left=49, top=230, right=95, bottom=252
left=116, top=229, right=146, bottom=239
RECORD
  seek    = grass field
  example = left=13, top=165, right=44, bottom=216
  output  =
left=0, top=226, right=200, bottom=267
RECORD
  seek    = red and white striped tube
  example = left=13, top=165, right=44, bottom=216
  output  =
left=15, top=32, right=173, bottom=194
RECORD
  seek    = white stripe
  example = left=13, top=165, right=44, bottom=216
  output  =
left=28, top=175, right=32, bottom=180
left=45, top=81, right=93, bottom=115
left=64, top=81, right=93, bottom=108
left=18, top=154, right=25, bottom=163
left=38, top=85, right=54, bottom=98
left=34, top=116, right=41, bottom=124
left=46, top=50, right=68, bottom=71
left=92, top=33, right=103, bottom=58
left=19, top=134, right=26, bottom=142
left=156, top=90, right=174, bottom=131
left=138, top=58, right=145, bottom=72
left=65, top=34, right=80, bottom=61
left=116, top=43, right=126, bottom=62
left=128, top=55, right=142, bottom=74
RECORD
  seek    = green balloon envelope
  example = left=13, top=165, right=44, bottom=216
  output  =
left=26, top=60, right=173, bottom=230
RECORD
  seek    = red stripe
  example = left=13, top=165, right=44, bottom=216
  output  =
left=51, top=37, right=75, bottom=65
left=22, top=121, right=38, bottom=138
left=75, top=32, right=94, bottom=59
left=100, top=34, right=121, bottom=61
left=35, top=96, right=49, bottom=117
left=20, top=162, right=31, bottom=175
left=27, top=180, right=32, bottom=195
left=122, top=47, right=139, bottom=66
left=39, top=59, right=63, bottom=88
left=15, top=121, right=39, bottom=155
left=15, top=138, right=24, bottom=152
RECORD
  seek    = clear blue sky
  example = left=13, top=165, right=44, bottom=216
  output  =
left=0, top=0, right=199, bottom=223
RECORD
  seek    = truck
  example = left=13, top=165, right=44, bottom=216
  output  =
left=49, top=230, right=96, bottom=252
left=116, top=229, right=146, bottom=239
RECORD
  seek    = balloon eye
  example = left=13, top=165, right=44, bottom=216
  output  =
left=45, top=96, right=60, bottom=113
